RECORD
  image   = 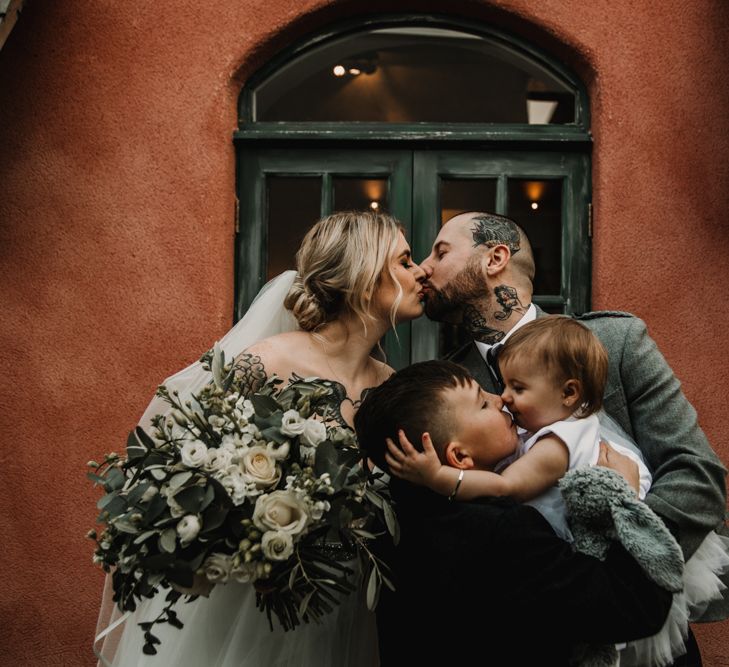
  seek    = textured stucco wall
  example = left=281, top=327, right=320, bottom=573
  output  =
left=1, top=1, right=727, bottom=664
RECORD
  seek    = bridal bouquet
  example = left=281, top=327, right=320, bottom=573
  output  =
left=88, top=345, right=396, bottom=654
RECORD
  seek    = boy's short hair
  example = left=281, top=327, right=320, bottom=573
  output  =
left=499, top=316, right=608, bottom=417
left=355, top=360, right=473, bottom=472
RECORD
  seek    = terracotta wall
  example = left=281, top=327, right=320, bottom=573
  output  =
left=1, top=1, right=727, bottom=664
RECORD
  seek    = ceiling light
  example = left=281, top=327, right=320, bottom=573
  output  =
left=333, top=65, right=346, bottom=77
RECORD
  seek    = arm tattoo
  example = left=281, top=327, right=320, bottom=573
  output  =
left=463, top=305, right=506, bottom=345
left=233, top=352, right=268, bottom=397
left=493, top=285, right=526, bottom=321
left=470, top=214, right=521, bottom=255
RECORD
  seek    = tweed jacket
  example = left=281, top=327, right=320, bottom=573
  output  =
left=448, top=308, right=729, bottom=620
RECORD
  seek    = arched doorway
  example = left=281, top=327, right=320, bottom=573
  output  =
left=235, top=15, right=591, bottom=368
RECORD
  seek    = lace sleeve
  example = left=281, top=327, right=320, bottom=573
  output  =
left=234, top=352, right=268, bottom=397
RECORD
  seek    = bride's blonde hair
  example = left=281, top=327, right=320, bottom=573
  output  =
left=284, top=210, right=404, bottom=332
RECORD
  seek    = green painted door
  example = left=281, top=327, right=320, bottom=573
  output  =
left=236, top=147, right=590, bottom=368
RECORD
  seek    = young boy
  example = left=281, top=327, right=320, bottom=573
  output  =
left=354, top=359, right=670, bottom=666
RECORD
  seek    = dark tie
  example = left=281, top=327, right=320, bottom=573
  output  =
left=486, top=344, right=504, bottom=394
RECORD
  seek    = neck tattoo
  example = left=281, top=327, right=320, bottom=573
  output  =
left=493, top=284, right=526, bottom=322
left=463, top=305, right=506, bottom=345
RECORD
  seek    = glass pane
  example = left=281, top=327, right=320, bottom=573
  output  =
left=440, top=178, right=497, bottom=224
left=507, top=179, right=562, bottom=295
left=266, top=176, right=321, bottom=280
left=254, top=27, right=575, bottom=124
left=333, top=177, right=389, bottom=212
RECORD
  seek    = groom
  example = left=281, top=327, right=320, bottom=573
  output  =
left=419, top=211, right=728, bottom=659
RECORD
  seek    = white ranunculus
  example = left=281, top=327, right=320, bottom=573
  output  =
left=280, top=410, right=305, bottom=437
left=176, top=514, right=201, bottom=545
left=261, top=530, right=294, bottom=561
left=202, top=553, right=231, bottom=583
left=180, top=440, right=209, bottom=468
left=240, top=446, right=281, bottom=490
left=204, top=447, right=233, bottom=473
left=253, top=490, right=309, bottom=536
left=301, top=419, right=327, bottom=447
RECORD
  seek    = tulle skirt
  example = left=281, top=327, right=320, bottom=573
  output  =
left=97, top=579, right=379, bottom=667
left=619, top=531, right=729, bottom=667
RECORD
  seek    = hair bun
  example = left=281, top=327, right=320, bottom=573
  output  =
left=284, top=277, right=328, bottom=331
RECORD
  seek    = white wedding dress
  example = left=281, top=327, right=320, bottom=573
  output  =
left=94, top=272, right=380, bottom=667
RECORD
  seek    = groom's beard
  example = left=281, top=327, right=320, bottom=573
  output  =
left=424, top=258, right=486, bottom=324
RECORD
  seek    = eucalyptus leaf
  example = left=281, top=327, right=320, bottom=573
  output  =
left=260, top=426, right=287, bottom=445
left=211, top=341, right=225, bottom=389
left=200, top=484, right=215, bottom=512
left=144, top=493, right=168, bottom=524
left=126, top=482, right=152, bottom=506
left=97, top=492, right=119, bottom=510
left=364, top=488, right=384, bottom=509
left=104, top=467, right=126, bottom=492
left=133, top=530, right=157, bottom=545
left=159, top=529, right=177, bottom=553
left=102, top=495, right=128, bottom=519
left=200, top=504, right=228, bottom=534
left=150, top=468, right=167, bottom=482
left=382, top=500, right=400, bottom=545
left=175, top=486, right=205, bottom=514
left=113, top=519, right=139, bottom=534
left=250, top=394, right=280, bottom=418
left=134, top=426, right=158, bottom=450
left=169, top=472, right=193, bottom=491
left=298, top=590, right=315, bottom=619
left=366, top=567, right=379, bottom=610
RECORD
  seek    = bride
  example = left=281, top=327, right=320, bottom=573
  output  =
left=94, top=210, right=425, bottom=666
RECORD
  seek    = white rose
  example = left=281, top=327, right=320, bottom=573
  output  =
left=261, top=530, right=294, bottom=561
left=180, top=440, right=208, bottom=468
left=240, top=446, right=281, bottom=490
left=202, top=552, right=231, bottom=583
left=204, top=447, right=233, bottom=473
left=176, top=514, right=201, bottom=545
left=280, top=410, right=305, bottom=437
left=253, top=490, right=309, bottom=536
left=301, top=419, right=327, bottom=447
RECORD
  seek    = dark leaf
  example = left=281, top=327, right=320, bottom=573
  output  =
left=174, top=486, right=205, bottom=514
left=250, top=394, right=280, bottom=418
left=144, top=493, right=168, bottom=524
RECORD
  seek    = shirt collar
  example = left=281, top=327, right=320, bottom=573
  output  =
left=475, top=303, right=536, bottom=361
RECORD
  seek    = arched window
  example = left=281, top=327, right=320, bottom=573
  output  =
left=235, top=16, right=591, bottom=367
